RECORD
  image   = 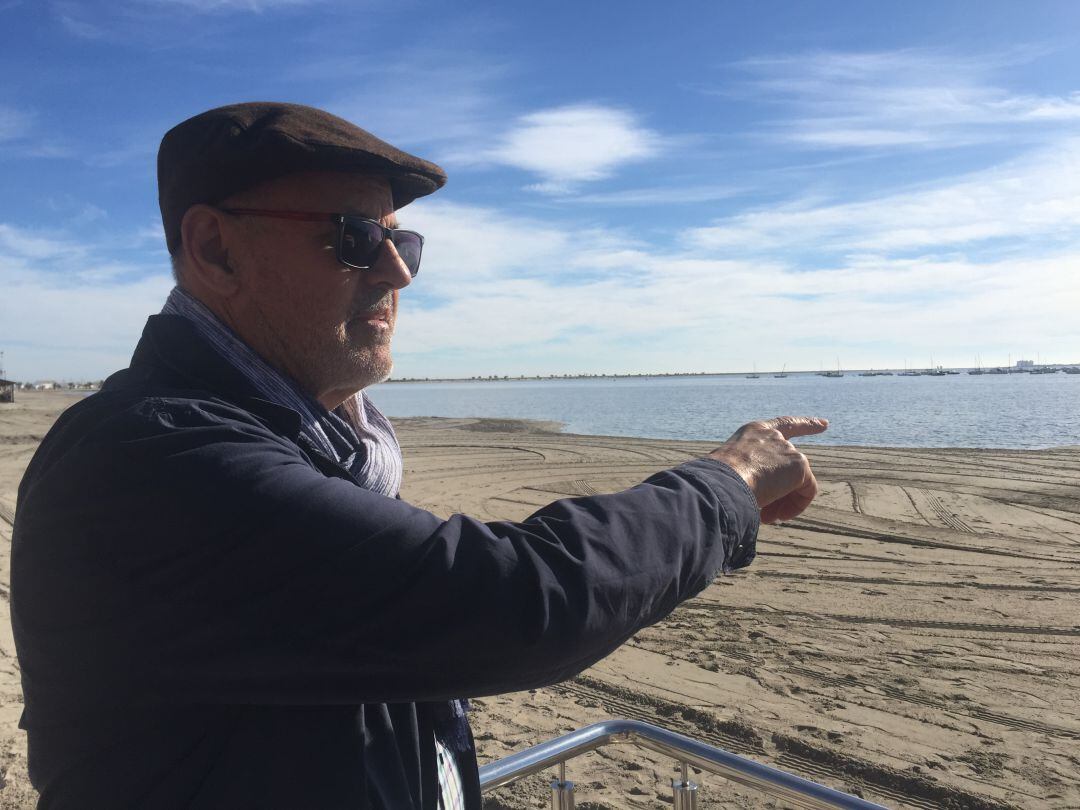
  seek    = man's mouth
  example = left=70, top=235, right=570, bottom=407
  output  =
left=352, top=307, right=393, bottom=328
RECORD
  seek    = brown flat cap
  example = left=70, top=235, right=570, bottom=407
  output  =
left=158, top=101, right=447, bottom=253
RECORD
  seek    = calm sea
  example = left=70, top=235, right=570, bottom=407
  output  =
left=367, top=372, right=1080, bottom=450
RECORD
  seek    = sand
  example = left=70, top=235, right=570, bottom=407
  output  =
left=2, top=391, right=1079, bottom=809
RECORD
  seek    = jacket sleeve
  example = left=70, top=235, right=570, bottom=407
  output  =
left=14, top=397, right=759, bottom=708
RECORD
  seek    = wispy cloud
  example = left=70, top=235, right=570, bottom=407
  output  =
left=0, top=105, right=34, bottom=143
left=688, top=137, right=1080, bottom=255
left=728, top=49, right=1080, bottom=150
left=136, top=0, right=324, bottom=11
left=50, top=0, right=331, bottom=49
left=565, top=184, right=741, bottom=206
left=399, top=200, right=638, bottom=291
left=322, top=54, right=508, bottom=157
left=0, top=104, right=77, bottom=161
left=45, top=196, right=109, bottom=225
left=52, top=1, right=106, bottom=38
left=0, top=222, right=173, bottom=379
left=0, top=222, right=165, bottom=280
left=5, top=174, right=1078, bottom=381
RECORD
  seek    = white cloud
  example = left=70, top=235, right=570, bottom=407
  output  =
left=392, top=247, right=1080, bottom=375
left=7, top=116, right=1079, bottom=381
left=0, top=224, right=80, bottom=261
left=731, top=49, right=1080, bottom=150
left=688, top=138, right=1080, bottom=254
left=399, top=199, right=638, bottom=292
left=482, top=105, right=663, bottom=191
left=0, top=273, right=172, bottom=380
left=0, top=223, right=173, bottom=380
left=4, top=191, right=1078, bottom=381
left=387, top=198, right=1080, bottom=376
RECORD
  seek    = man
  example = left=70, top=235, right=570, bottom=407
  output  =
left=11, top=102, right=826, bottom=809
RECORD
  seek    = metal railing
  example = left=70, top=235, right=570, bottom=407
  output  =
left=479, top=719, right=888, bottom=809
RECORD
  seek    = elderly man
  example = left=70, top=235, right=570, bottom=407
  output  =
left=12, top=102, right=826, bottom=809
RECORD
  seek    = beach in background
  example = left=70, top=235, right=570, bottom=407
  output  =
left=2, top=391, right=1079, bottom=808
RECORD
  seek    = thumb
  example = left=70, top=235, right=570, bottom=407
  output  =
left=761, top=469, right=820, bottom=523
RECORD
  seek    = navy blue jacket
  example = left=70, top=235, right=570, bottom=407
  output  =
left=11, top=314, right=759, bottom=809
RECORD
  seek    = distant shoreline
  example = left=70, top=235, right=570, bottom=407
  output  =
left=8, top=365, right=1080, bottom=389
left=383, top=366, right=1080, bottom=383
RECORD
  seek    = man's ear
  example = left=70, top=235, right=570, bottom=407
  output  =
left=178, top=205, right=240, bottom=294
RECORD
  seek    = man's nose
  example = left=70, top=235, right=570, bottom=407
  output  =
left=366, top=239, right=413, bottom=290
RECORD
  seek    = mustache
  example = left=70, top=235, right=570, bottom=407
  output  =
left=349, top=292, right=395, bottom=319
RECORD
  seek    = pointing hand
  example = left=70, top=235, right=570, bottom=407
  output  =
left=707, top=416, right=828, bottom=524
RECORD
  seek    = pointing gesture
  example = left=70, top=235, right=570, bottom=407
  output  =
left=707, top=416, right=828, bottom=524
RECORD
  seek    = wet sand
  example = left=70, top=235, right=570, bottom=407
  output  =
left=2, top=392, right=1079, bottom=808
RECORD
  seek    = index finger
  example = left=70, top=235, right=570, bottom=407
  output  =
left=761, top=415, right=829, bottom=439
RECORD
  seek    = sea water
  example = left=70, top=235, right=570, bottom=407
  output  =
left=367, top=372, right=1080, bottom=449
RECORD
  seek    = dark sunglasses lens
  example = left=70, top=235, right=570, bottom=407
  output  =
left=340, top=220, right=385, bottom=267
left=392, top=233, right=423, bottom=276
left=340, top=220, right=422, bottom=276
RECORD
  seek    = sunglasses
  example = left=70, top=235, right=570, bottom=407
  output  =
left=220, top=208, right=424, bottom=277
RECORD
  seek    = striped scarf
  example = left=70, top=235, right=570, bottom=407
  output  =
left=161, top=287, right=402, bottom=497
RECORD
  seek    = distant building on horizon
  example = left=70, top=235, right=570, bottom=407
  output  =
left=1016, top=359, right=1034, bottom=369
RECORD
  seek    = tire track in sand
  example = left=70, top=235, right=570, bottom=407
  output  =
left=698, top=602, right=1080, bottom=637
left=552, top=675, right=1013, bottom=810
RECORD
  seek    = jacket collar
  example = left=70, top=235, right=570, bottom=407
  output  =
left=125, top=314, right=304, bottom=441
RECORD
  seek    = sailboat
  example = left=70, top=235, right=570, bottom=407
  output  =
left=821, top=358, right=843, bottom=378
left=773, top=364, right=788, bottom=379
left=745, top=362, right=760, bottom=379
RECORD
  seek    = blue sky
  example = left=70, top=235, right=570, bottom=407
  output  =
left=3, top=0, right=1080, bottom=380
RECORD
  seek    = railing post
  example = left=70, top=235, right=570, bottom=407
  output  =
left=550, top=761, right=575, bottom=810
left=672, top=760, right=699, bottom=810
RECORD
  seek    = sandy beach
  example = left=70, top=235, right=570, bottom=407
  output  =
left=2, top=391, right=1078, bottom=809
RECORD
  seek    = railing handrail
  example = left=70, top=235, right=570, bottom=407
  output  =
left=478, top=719, right=888, bottom=810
